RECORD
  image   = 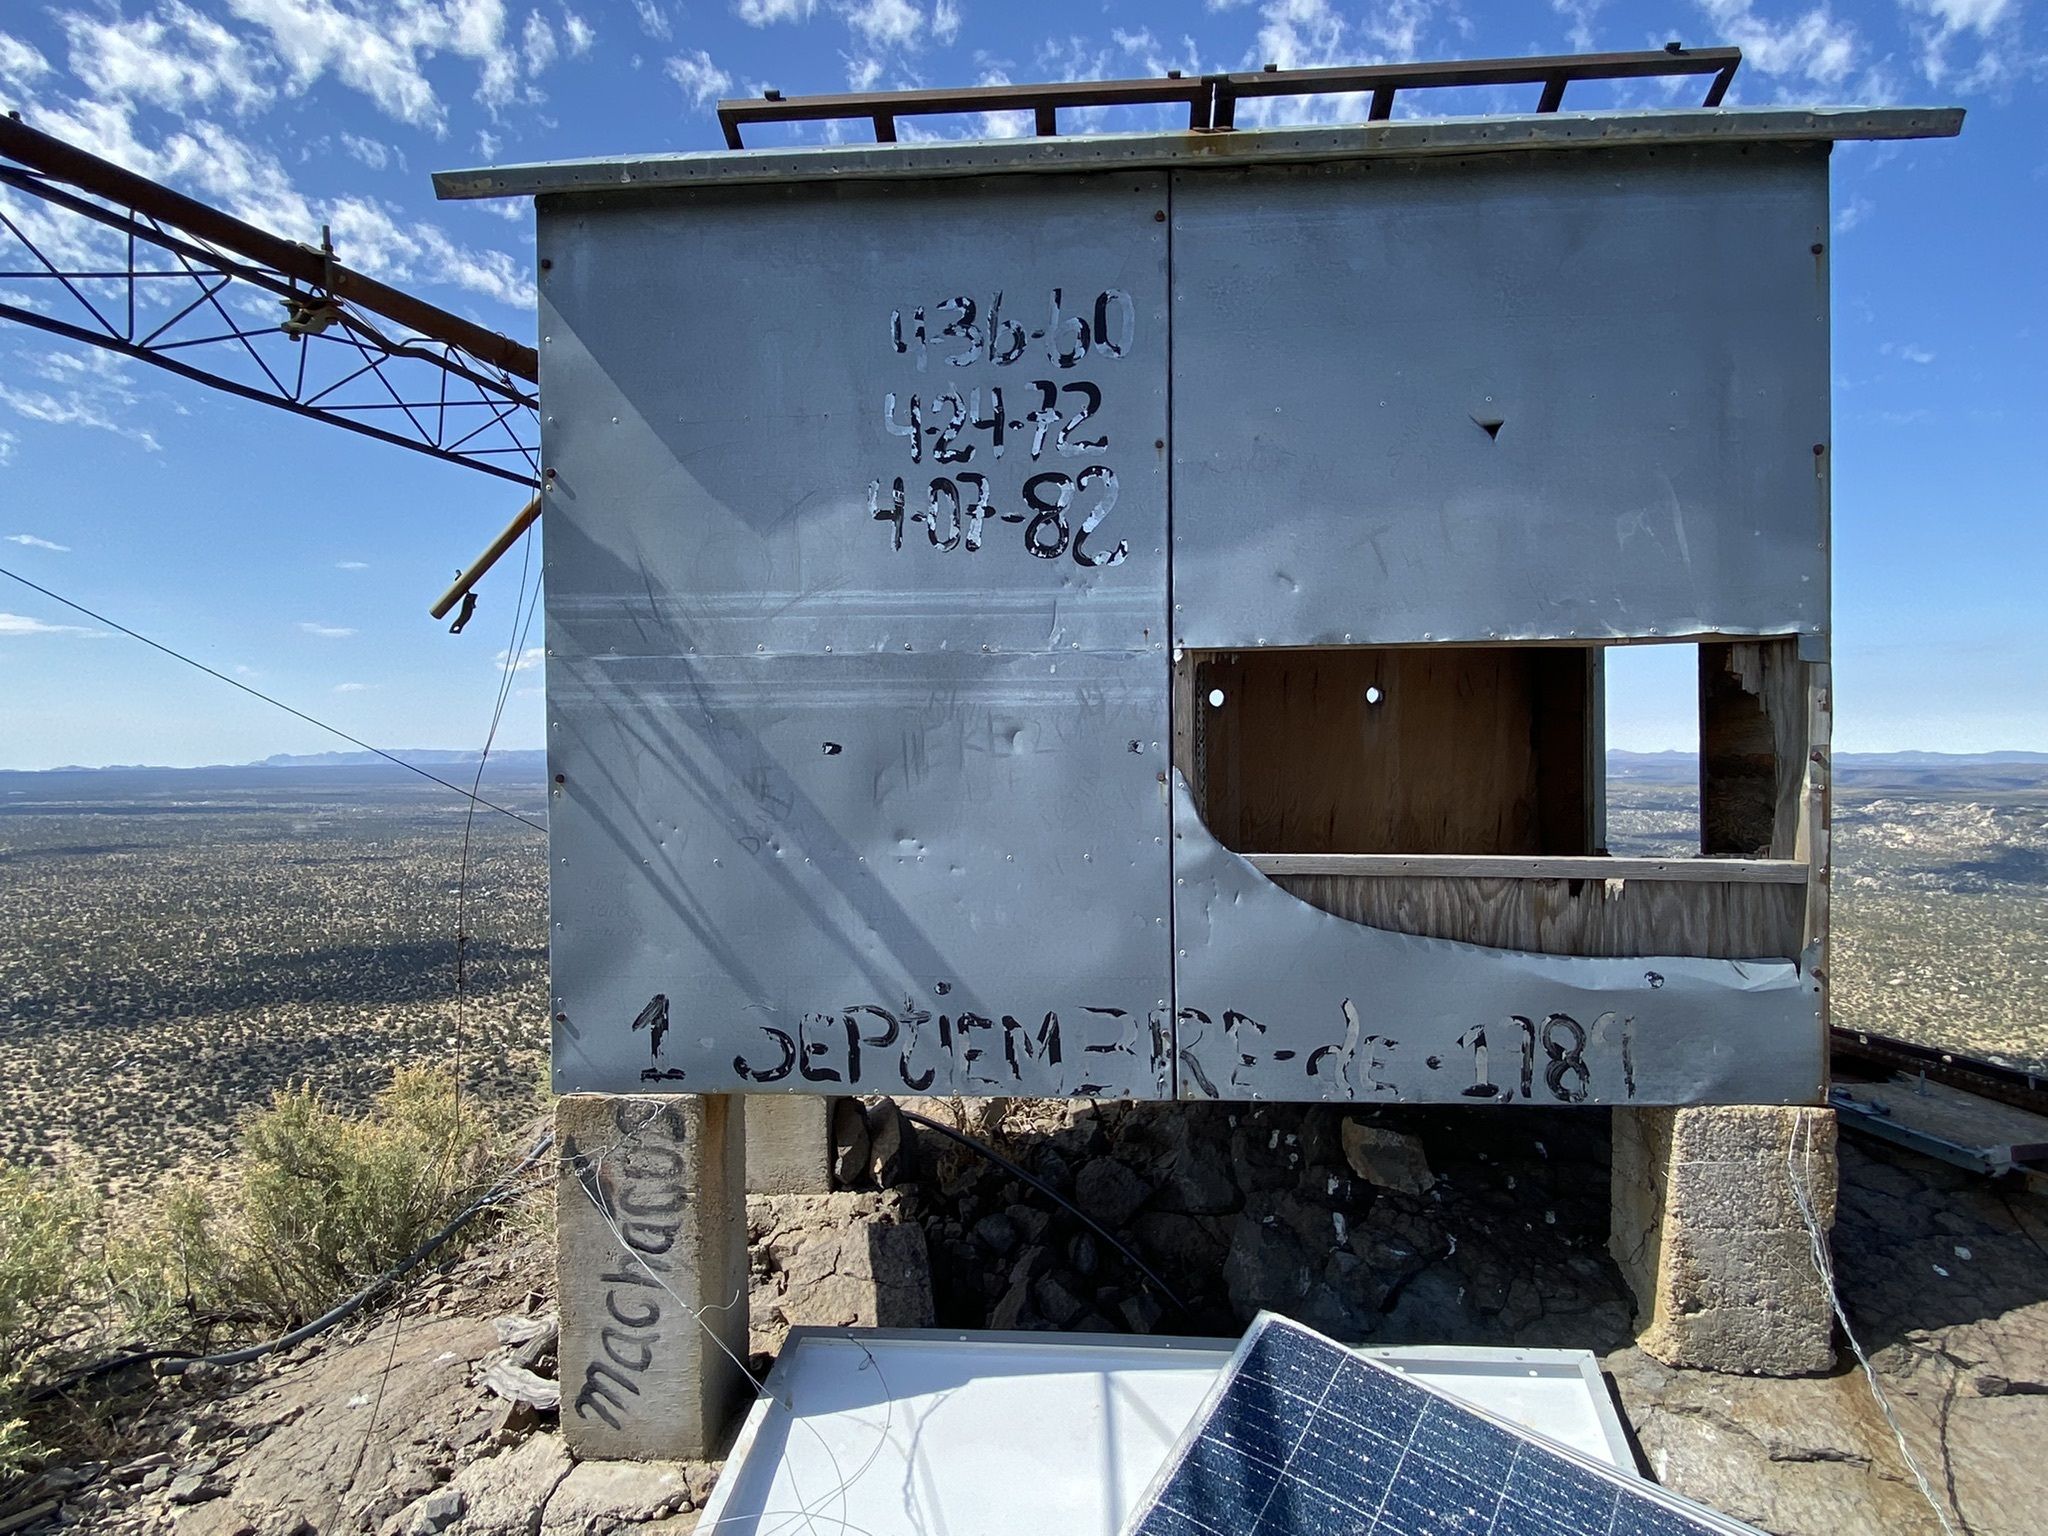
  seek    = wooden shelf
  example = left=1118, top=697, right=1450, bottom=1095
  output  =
left=1244, top=853, right=1809, bottom=884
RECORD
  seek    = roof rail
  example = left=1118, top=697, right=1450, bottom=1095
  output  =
left=716, top=45, right=1742, bottom=150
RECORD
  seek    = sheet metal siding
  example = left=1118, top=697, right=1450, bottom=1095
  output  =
left=542, top=173, right=1174, bottom=1097
left=1170, top=780, right=1823, bottom=1105
left=1170, top=146, right=1831, bottom=648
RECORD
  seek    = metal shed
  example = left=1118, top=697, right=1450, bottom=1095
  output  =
left=439, top=93, right=1961, bottom=1108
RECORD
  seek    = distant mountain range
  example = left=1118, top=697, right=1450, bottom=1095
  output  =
left=249, top=749, right=551, bottom=770
left=1611, top=749, right=2048, bottom=788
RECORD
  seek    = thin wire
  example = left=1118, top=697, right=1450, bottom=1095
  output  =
left=0, top=562, right=546, bottom=834
left=450, top=529, right=541, bottom=1139
left=1788, top=1114, right=1961, bottom=1536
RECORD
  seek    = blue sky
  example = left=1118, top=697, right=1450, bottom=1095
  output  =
left=0, top=0, right=2039, bottom=769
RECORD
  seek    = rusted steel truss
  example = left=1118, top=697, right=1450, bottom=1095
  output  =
left=718, top=45, right=1742, bottom=148
left=0, top=115, right=539, bottom=487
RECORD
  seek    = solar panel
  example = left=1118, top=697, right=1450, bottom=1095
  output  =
left=1122, top=1315, right=1759, bottom=1536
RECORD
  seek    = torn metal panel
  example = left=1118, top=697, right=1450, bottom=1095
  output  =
left=1169, top=145, right=1831, bottom=648
left=1170, top=779, right=1822, bottom=1105
left=540, top=171, right=1172, bottom=1097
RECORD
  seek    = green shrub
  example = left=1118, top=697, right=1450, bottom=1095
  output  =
left=173, top=1067, right=501, bottom=1329
left=0, top=1163, right=97, bottom=1476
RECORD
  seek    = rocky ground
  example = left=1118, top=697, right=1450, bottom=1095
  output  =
left=5, top=1099, right=2042, bottom=1536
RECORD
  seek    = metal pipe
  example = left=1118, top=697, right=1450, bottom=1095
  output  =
left=432, top=495, right=543, bottom=619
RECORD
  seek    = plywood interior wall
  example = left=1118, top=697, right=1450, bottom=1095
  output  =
left=1699, top=638, right=1807, bottom=858
left=1190, top=647, right=1598, bottom=857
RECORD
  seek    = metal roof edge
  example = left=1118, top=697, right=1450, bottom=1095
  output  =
left=433, top=106, right=1962, bottom=201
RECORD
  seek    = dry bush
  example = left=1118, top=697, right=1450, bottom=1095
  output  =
left=147, top=1067, right=501, bottom=1331
left=0, top=1164, right=97, bottom=1476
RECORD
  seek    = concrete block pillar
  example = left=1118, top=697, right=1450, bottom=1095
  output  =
left=556, top=1094, right=749, bottom=1459
left=745, top=1093, right=836, bottom=1195
left=1610, top=1105, right=1838, bottom=1376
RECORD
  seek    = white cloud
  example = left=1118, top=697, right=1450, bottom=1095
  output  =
left=841, top=0, right=924, bottom=50
left=933, top=0, right=960, bottom=47
left=1255, top=0, right=1348, bottom=71
left=1551, top=0, right=1608, bottom=52
left=0, top=612, right=103, bottom=637
left=1692, top=1, right=1859, bottom=88
left=634, top=1, right=672, bottom=40
left=336, top=559, right=369, bottom=570
left=1900, top=0, right=2021, bottom=87
left=562, top=9, right=595, bottom=54
left=665, top=48, right=732, bottom=108
left=495, top=645, right=545, bottom=672
left=1360, top=0, right=1432, bottom=57
left=1835, top=195, right=1872, bottom=231
left=333, top=680, right=372, bottom=691
left=1115, top=27, right=1205, bottom=78
left=0, top=30, right=55, bottom=90
left=341, top=132, right=390, bottom=169
left=0, top=383, right=160, bottom=451
left=224, top=0, right=442, bottom=127
left=299, top=621, right=357, bottom=638
left=736, top=0, right=815, bottom=21
left=970, top=69, right=1030, bottom=139
left=218, top=0, right=561, bottom=129
left=30, top=349, right=137, bottom=396
left=0, top=430, right=15, bottom=467
left=6, top=534, right=70, bottom=552
left=522, top=11, right=557, bottom=73
left=1882, top=341, right=1936, bottom=364
left=60, top=3, right=276, bottom=117
left=844, top=53, right=884, bottom=90
left=324, top=195, right=537, bottom=308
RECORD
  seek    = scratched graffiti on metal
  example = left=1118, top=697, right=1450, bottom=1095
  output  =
left=870, top=287, right=1134, bottom=566
left=535, top=150, right=1830, bottom=1104
left=538, top=173, right=1171, bottom=1097
left=1169, top=779, right=1823, bottom=1106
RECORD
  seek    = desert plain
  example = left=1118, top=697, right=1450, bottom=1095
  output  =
left=2, top=756, right=2044, bottom=1198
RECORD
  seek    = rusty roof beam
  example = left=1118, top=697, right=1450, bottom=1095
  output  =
left=1210, top=46, right=1742, bottom=129
left=718, top=73, right=1214, bottom=149
left=0, top=113, right=537, bottom=383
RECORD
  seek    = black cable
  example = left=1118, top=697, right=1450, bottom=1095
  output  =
left=0, top=562, right=546, bottom=834
left=25, top=1131, right=555, bottom=1402
left=896, top=1108, right=1194, bottom=1321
